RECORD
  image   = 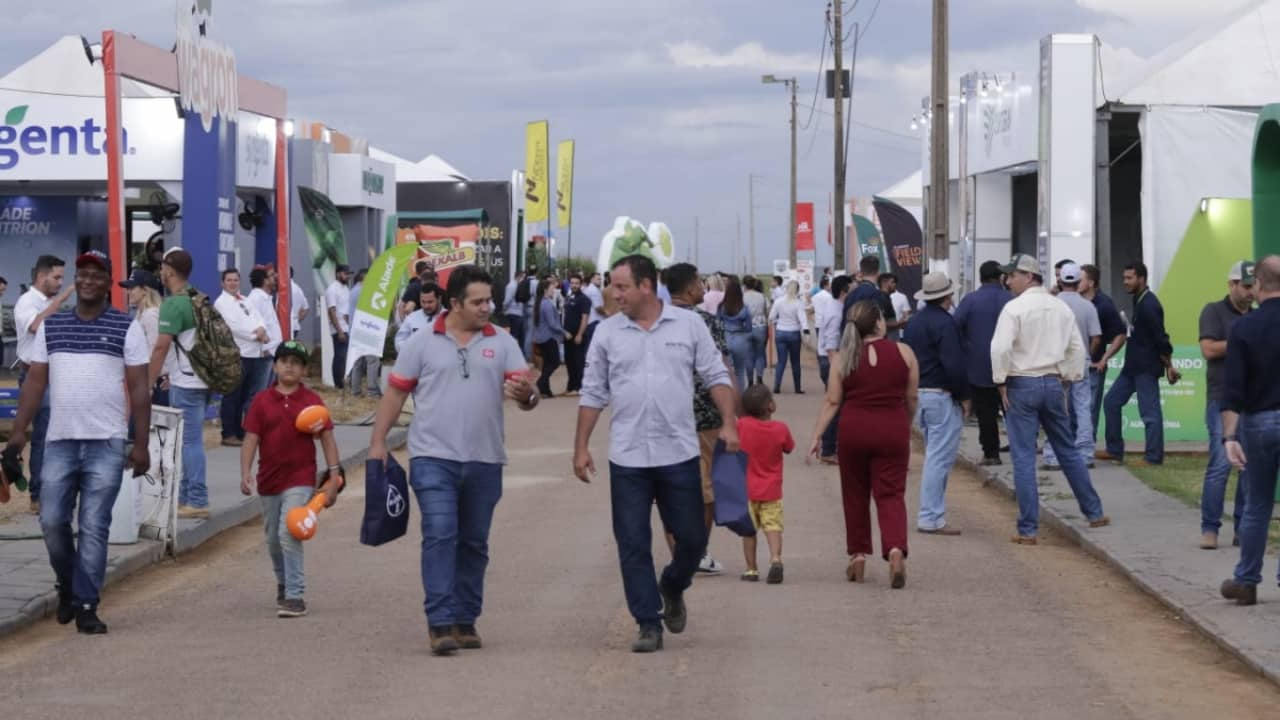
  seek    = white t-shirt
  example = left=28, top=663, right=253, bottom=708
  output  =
left=290, top=282, right=309, bottom=337
left=769, top=297, right=810, bottom=333
left=891, top=291, right=911, bottom=320
left=584, top=284, right=605, bottom=322
left=13, top=287, right=53, bottom=364
left=31, top=308, right=148, bottom=441
left=324, top=281, right=352, bottom=334
left=214, top=291, right=267, bottom=358
left=247, top=288, right=283, bottom=354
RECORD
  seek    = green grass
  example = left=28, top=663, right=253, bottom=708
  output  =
left=1127, top=454, right=1280, bottom=548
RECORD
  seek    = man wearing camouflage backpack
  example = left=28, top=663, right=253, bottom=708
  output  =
left=148, top=249, right=243, bottom=519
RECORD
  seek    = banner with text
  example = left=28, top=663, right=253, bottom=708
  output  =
left=346, top=242, right=421, bottom=377
left=796, top=202, right=815, bottom=251
left=556, top=139, right=574, bottom=229
left=182, top=112, right=237, bottom=296
left=524, top=121, right=549, bottom=223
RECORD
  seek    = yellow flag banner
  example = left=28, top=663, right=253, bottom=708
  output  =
left=556, top=139, right=575, bottom=229
left=524, top=120, right=550, bottom=223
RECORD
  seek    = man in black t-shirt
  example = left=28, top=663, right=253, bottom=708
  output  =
left=562, top=273, right=595, bottom=396
left=841, top=255, right=899, bottom=336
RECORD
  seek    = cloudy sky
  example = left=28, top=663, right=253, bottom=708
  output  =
left=0, top=0, right=1257, bottom=272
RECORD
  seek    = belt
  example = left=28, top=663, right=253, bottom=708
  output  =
left=918, top=388, right=950, bottom=394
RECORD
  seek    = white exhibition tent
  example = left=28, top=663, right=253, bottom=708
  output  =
left=874, top=170, right=923, bottom=226
left=1109, top=0, right=1280, bottom=287
left=369, top=147, right=469, bottom=182
left=0, top=35, right=167, bottom=97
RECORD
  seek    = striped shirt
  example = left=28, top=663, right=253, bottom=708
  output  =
left=30, top=308, right=149, bottom=442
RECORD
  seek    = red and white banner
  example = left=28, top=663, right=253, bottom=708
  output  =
left=796, top=202, right=816, bottom=251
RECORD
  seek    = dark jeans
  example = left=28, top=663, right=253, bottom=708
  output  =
left=331, top=334, right=349, bottom=390
left=41, top=438, right=126, bottom=609
left=1104, top=370, right=1163, bottom=463
left=609, top=458, right=706, bottom=628
left=505, top=314, right=526, bottom=358
left=17, top=364, right=50, bottom=501
left=1090, top=366, right=1106, bottom=441
left=536, top=340, right=561, bottom=396
left=409, top=458, right=503, bottom=626
left=220, top=356, right=272, bottom=440
left=564, top=336, right=589, bottom=393
left=818, top=355, right=838, bottom=456
left=773, top=329, right=802, bottom=392
left=1232, top=409, right=1280, bottom=586
left=972, top=385, right=1003, bottom=459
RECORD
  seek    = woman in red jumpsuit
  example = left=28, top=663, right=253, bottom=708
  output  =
left=807, top=299, right=919, bottom=588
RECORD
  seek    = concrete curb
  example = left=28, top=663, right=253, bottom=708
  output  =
left=943, top=432, right=1280, bottom=688
left=0, top=429, right=406, bottom=641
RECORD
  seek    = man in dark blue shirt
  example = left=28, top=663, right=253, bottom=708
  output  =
left=955, top=260, right=1012, bottom=464
left=1080, top=264, right=1127, bottom=444
left=841, top=255, right=901, bottom=338
left=1101, top=262, right=1177, bottom=465
left=903, top=271, right=969, bottom=535
left=1219, top=255, right=1280, bottom=607
left=562, top=273, right=595, bottom=396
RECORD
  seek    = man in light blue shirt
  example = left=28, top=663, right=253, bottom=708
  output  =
left=574, top=254, right=739, bottom=654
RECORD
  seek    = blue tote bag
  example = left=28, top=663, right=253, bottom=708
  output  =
left=360, top=455, right=410, bottom=546
left=711, top=440, right=756, bottom=537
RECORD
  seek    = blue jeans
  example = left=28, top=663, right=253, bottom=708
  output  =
left=726, top=331, right=753, bottom=390
left=773, top=330, right=802, bottom=392
left=261, top=487, right=312, bottom=600
left=18, top=364, right=51, bottom=501
left=40, top=438, right=126, bottom=608
left=220, top=356, right=272, bottom=440
left=1089, top=366, right=1106, bottom=441
left=331, top=334, right=349, bottom=390
left=609, top=458, right=705, bottom=628
left=505, top=313, right=525, bottom=359
left=818, top=355, right=838, bottom=456
left=1006, top=376, right=1106, bottom=537
left=1043, top=378, right=1095, bottom=467
left=1232, top=409, right=1280, bottom=586
left=409, top=458, right=503, bottom=627
left=916, top=392, right=963, bottom=530
left=750, top=326, right=768, bottom=380
left=1104, top=371, right=1163, bottom=463
left=1202, top=399, right=1245, bottom=536
left=170, top=386, right=210, bottom=509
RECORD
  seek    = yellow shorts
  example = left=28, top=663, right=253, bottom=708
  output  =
left=749, top=500, right=784, bottom=532
left=698, top=429, right=719, bottom=505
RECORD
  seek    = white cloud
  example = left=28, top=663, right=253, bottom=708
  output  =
left=1076, top=0, right=1256, bottom=25
left=666, top=41, right=816, bottom=74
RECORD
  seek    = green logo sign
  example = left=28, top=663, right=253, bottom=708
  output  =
left=362, top=170, right=384, bottom=195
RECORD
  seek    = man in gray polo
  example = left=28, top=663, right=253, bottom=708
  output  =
left=1042, top=262, right=1102, bottom=471
left=573, top=254, right=739, bottom=654
left=368, top=265, right=538, bottom=657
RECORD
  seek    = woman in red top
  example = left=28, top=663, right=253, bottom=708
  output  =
left=807, top=300, right=919, bottom=588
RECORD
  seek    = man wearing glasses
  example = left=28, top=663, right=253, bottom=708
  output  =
left=368, top=265, right=538, bottom=656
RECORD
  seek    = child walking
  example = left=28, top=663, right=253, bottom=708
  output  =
left=240, top=341, right=342, bottom=618
left=737, top=385, right=795, bottom=584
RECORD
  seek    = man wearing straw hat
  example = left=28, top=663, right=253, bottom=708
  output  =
left=903, top=271, right=969, bottom=536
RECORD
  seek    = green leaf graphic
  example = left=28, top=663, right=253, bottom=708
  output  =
left=4, top=105, right=28, bottom=125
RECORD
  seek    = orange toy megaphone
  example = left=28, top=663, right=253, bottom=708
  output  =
left=285, top=470, right=346, bottom=541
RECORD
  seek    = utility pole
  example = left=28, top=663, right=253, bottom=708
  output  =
left=832, top=0, right=847, bottom=272
left=928, top=0, right=950, bottom=268
left=736, top=215, right=742, bottom=274
left=748, top=174, right=757, bottom=276
left=694, top=216, right=700, bottom=267
left=788, top=78, right=798, bottom=268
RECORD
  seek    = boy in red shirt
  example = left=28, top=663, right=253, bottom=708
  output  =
left=737, top=385, right=794, bottom=584
left=240, top=341, right=342, bottom=618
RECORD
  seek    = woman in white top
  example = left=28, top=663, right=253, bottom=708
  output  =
left=120, top=269, right=167, bottom=406
left=742, top=276, right=769, bottom=386
left=768, top=280, right=809, bottom=394
left=700, top=274, right=725, bottom=315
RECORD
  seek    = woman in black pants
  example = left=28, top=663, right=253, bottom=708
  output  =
left=531, top=278, right=569, bottom=398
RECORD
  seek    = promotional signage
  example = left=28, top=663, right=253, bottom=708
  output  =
left=524, top=121, right=549, bottom=223
left=328, top=153, right=395, bottom=211
left=963, top=73, right=1037, bottom=176
left=874, top=197, right=925, bottom=304
left=0, top=92, right=184, bottom=180
left=795, top=202, right=816, bottom=251
left=596, top=217, right=677, bottom=274
left=235, top=111, right=276, bottom=189
left=0, top=196, right=81, bottom=281
left=556, top=139, right=574, bottom=229
left=396, top=181, right=513, bottom=286
left=298, top=186, right=349, bottom=304
left=347, top=242, right=419, bottom=377
left=175, top=0, right=238, bottom=134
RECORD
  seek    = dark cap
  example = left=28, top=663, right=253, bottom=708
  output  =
left=274, top=340, right=310, bottom=364
left=335, top=264, right=352, bottom=274
left=163, top=248, right=193, bottom=277
left=119, top=269, right=160, bottom=292
left=76, top=250, right=111, bottom=274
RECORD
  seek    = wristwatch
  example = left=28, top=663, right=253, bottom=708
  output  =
left=1222, top=435, right=1238, bottom=445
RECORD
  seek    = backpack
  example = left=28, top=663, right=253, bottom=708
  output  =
left=514, top=277, right=533, bottom=304
left=175, top=288, right=243, bottom=394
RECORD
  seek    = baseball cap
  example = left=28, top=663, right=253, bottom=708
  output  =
left=335, top=264, right=352, bottom=274
left=76, top=250, right=112, bottom=274
left=1059, top=262, right=1083, bottom=284
left=1228, top=260, right=1256, bottom=285
left=274, top=340, right=311, bottom=364
left=1000, top=253, right=1041, bottom=276
left=119, top=269, right=160, bottom=292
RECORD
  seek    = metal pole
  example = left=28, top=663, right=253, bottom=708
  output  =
left=789, top=78, right=798, bottom=268
left=832, top=0, right=846, bottom=271
left=749, top=174, right=756, bottom=276
left=694, top=216, right=700, bottom=267
left=928, top=0, right=950, bottom=268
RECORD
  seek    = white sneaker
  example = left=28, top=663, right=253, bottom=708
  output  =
left=697, top=556, right=723, bottom=575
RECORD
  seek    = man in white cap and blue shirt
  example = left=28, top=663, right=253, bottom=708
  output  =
left=902, top=271, right=969, bottom=535
left=1041, top=261, right=1102, bottom=471
left=991, top=254, right=1110, bottom=544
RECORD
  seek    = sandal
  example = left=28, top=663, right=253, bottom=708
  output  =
left=740, top=570, right=760, bottom=582
left=766, top=562, right=784, bottom=585
left=846, top=555, right=866, bottom=583
left=888, top=548, right=906, bottom=589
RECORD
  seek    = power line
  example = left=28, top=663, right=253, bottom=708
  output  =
left=800, top=10, right=832, bottom=132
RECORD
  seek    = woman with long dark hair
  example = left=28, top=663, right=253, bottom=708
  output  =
left=530, top=278, right=569, bottom=398
left=807, top=299, right=919, bottom=588
left=717, top=276, right=753, bottom=390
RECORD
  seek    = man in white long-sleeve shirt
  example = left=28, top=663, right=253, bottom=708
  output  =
left=990, top=254, right=1109, bottom=544
left=288, top=266, right=309, bottom=339
left=214, top=268, right=269, bottom=447
left=246, top=268, right=283, bottom=356
left=325, top=265, right=353, bottom=389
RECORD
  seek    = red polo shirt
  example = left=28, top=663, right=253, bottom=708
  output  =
left=243, top=383, right=333, bottom=496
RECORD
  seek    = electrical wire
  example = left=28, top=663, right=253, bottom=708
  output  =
left=800, top=11, right=832, bottom=132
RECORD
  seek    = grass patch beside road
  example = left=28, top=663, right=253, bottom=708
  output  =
left=1126, top=454, right=1279, bottom=549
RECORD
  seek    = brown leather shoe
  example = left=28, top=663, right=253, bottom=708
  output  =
left=451, top=623, right=482, bottom=649
left=1010, top=535, right=1038, bottom=546
left=1094, top=450, right=1120, bottom=462
left=1220, top=579, right=1258, bottom=606
left=819, top=455, right=838, bottom=466
left=1199, top=532, right=1219, bottom=550
left=429, top=626, right=459, bottom=655
left=1088, top=516, right=1111, bottom=529
left=221, top=437, right=244, bottom=447
left=918, top=525, right=962, bottom=536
